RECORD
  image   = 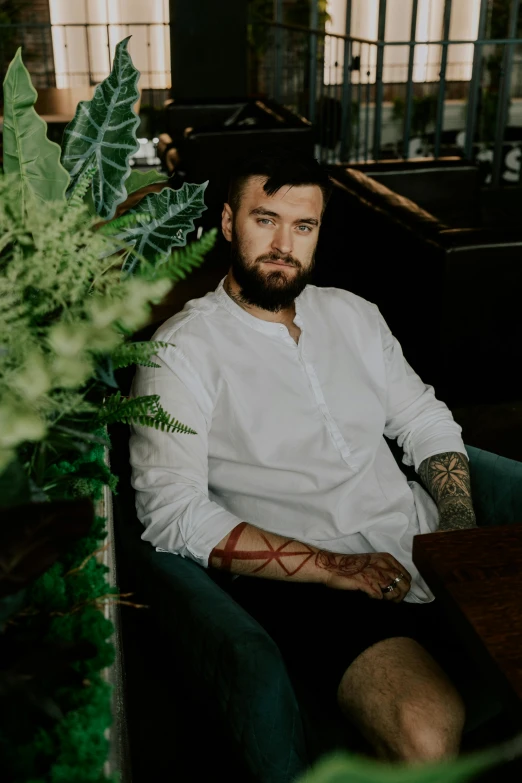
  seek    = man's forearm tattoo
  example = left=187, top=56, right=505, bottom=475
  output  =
left=418, top=451, right=477, bottom=531
left=436, top=498, right=477, bottom=531
left=315, top=551, right=371, bottom=576
left=211, top=523, right=317, bottom=576
left=211, top=525, right=375, bottom=580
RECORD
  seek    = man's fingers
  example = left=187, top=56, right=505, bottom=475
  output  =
left=355, top=578, right=384, bottom=600
left=379, top=570, right=412, bottom=601
left=377, top=554, right=412, bottom=584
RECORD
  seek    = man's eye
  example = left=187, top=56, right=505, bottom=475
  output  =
left=258, top=218, right=273, bottom=225
left=297, top=225, right=312, bottom=232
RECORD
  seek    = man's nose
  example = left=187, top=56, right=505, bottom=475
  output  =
left=271, top=225, right=293, bottom=256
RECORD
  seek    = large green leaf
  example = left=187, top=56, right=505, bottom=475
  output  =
left=125, top=169, right=169, bottom=197
left=2, top=48, right=69, bottom=210
left=297, top=741, right=522, bottom=783
left=61, top=37, right=140, bottom=220
left=120, top=182, right=209, bottom=274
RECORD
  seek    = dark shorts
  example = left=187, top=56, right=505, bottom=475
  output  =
left=228, top=576, right=501, bottom=731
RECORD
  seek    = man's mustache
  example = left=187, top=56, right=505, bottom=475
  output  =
left=256, top=252, right=300, bottom=268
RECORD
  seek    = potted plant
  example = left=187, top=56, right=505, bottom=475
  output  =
left=0, top=38, right=215, bottom=781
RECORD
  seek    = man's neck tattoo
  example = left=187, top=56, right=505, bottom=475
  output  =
left=224, top=278, right=249, bottom=308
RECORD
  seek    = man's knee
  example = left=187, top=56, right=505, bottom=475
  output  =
left=392, top=694, right=464, bottom=761
left=337, top=637, right=466, bottom=762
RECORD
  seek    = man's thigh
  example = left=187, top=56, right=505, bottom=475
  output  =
left=228, top=576, right=494, bottom=727
left=229, top=578, right=429, bottom=701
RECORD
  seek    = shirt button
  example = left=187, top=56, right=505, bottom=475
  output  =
left=279, top=326, right=285, bottom=331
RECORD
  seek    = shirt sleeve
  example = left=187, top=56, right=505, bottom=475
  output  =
left=377, top=310, right=468, bottom=470
left=129, top=344, right=244, bottom=567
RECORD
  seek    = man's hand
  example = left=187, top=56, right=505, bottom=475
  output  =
left=318, top=551, right=412, bottom=602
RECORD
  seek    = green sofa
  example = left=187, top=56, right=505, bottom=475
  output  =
left=113, top=438, right=522, bottom=782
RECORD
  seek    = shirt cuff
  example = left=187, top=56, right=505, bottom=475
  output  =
left=183, top=507, right=245, bottom=568
left=409, top=436, right=468, bottom=472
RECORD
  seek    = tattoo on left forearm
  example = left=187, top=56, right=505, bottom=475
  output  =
left=418, top=452, right=477, bottom=531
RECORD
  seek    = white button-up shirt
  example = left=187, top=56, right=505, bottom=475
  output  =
left=130, top=278, right=467, bottom=603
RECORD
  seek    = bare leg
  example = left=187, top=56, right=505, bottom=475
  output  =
left=337, top=637, right=465, bottom=763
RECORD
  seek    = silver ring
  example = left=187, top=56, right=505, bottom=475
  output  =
left=382, top=572, right=406, bottom=593
left=381, top=583, right=397, bottom=593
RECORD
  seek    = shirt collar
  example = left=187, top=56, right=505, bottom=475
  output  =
left=215, top=277, right=305, bottom=337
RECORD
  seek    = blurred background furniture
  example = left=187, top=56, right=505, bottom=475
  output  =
left=315, top=165, right=522, bottom=412
left=159, top=97, right=314, bottom=228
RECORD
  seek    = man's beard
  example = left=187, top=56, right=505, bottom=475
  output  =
left=230, top=232, right=315, bottom=313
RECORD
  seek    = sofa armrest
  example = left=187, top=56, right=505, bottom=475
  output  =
left=122, top=526, right=308, bottom=783
left=466, top=445, right=522, bottom=527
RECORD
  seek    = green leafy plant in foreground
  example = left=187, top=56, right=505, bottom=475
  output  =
left=0, top=174, right=217, bottom=479
left=0, top=36, right=216, bottom=481
left=2, top=48, right=69, bottom=208
left=299, top=734, right=522, bottom=783
left=0, top=37, right=216, bottom=782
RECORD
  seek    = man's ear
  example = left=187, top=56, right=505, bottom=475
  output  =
left=222, top=203, right=233, bottom=242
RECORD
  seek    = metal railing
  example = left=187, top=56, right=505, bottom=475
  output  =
left=0, top=22, right=171, bottom=111
left=249, top=0, right=522, bottom=187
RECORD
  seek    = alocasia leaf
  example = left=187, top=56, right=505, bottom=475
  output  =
left=2, top=48, right=70, bottom=210
left=125, top=169, right=169, bottom=197
left=61, top=37, right=140, bottom=220
left=120, top=182, right=209, bottom=274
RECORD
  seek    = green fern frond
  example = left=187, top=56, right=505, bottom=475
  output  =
left=99, top=212, right=152, bottom=237
left=130, top=411, right=197, bottom=434
left=67, top=164, right=97, bottom=209
left=150, top=405, right=197, bottom=434
left=100, top=391, right=156, bottom=423
left=111, top=341, right=170, bottom=369
left=99, top=391, right=196, bottom=434
left=149, top=229, right=218, bottom=282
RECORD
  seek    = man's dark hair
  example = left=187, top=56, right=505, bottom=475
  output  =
left=227, top=147, right=332, bottom=214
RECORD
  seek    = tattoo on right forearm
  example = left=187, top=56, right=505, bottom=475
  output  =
left=211, top=525, right=316, bottom=575
left=315, top=551, right=371, bottom=577
left=211, top=527, right=381, bottom=584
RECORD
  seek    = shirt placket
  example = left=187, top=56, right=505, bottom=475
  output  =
left=281, top=322, right=357, bottom=471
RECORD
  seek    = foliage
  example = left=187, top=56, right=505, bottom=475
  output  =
left=152, top=227, right=218, bottom=282
left=392, top=94, right=438, bottom=139
left=0, top=38, right=216, bottom=781
left=248, top=0, right=330, bottom=56
left=0, top=172, right=175, bottom=477
left=298, top=738, right=522, bottom=783
left=248, top=0, right=330, bottom=30
left=247, top=0, right=331, bottom=95
left=2, top=48, right=70, bottom=209
left=120, top=181, right=209, bottom=274
left=0, top=499, right=94, bottom=600
left=0, top=456, right=115, bottom=783
left=124, top=169, right=169, bottom=198
left=285, top=0, right=330, bottom=30
left=100, top=391, right=197, bottom=433
left=61, top=37, right=140, bottom=220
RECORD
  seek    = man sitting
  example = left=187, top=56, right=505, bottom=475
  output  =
left=129, top=149, right=480, bottom=764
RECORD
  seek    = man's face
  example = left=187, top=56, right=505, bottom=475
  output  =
left=222, top=176, right=323, bottom=312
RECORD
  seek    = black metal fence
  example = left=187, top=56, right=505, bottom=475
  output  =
left=249, top=0, right=522, bottom=187
left=0, top=22, right=170, bottom=112
left=4, top=6, right=522, bottom=187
